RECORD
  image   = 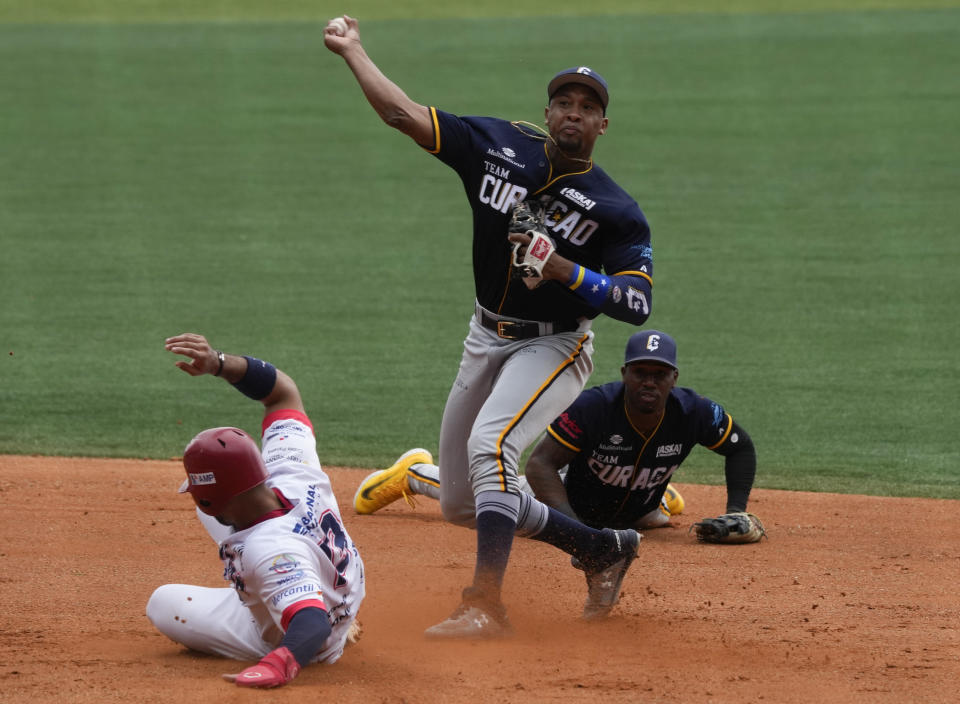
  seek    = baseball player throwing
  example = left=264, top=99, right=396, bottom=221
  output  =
left=326, top=17, right=653, bottom=636
left=146, top=333, right=364, bottom=688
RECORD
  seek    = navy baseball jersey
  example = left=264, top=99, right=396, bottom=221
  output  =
left=424, top=109, right=653, bottom=324
left=547, top=383, right=734, bottom=529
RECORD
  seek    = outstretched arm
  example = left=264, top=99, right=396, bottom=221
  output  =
left=164, top=333, right=304, bottom=417
left=711, top=422, right=756, bottom=513
left=323, top=15, right=435, bottom=146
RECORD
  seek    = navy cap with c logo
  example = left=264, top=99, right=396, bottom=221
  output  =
left=624, top=330, right=678, bottom=369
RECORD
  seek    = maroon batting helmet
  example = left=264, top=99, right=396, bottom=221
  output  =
left=179, top=427, right=268, bottom=515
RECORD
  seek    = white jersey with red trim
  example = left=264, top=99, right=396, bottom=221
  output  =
left=217, top=410, right=364, bottom=661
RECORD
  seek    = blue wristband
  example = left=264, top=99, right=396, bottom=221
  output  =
left=232, top=357, right=277, bottom=400
left=566, top=264, right=610, bottom=307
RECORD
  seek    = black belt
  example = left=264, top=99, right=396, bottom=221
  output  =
left=476, top=307, right=580, bottom=340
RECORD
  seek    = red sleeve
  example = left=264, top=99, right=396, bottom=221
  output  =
left=280, top=598, right=326, bottom=631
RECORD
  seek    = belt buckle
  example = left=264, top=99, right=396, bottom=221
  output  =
left=496, top=321, right=519, bottom=340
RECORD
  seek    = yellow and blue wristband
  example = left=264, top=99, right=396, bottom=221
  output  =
left=566, top=264, right=610, bottom=307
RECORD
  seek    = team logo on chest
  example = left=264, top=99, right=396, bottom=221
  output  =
left=559, top=187, right=596, bottom=211
left=656, top=444, right=683, bottom=458
left=599, top=434, right=631, bottom=452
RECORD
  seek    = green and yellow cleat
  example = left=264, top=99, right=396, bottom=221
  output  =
left=353, top=448, right=433, bottom=514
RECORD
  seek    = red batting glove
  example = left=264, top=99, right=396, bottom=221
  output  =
left=222, top=646, right=301, bottom=688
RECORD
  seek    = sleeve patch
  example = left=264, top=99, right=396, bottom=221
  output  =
left=262, top=409, right=313, bottom=434
left=706, top=413, right=734, bottom=451
left=553, top=412, right=584, bottom=442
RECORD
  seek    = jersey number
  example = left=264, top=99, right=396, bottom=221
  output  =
left=317, top=510, right=351, bottom=589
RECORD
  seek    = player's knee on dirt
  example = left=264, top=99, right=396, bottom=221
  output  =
left=146, top=584, right=232, bottom=655
left=146, top=584, right=197, bottom=645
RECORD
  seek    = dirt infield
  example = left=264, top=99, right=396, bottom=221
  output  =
left=0, top=455, right=957, bottom=704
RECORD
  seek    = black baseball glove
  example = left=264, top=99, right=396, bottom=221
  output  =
left=509, top=198, right=547, bottom=238
left=692, top=512, right=767, bottom=544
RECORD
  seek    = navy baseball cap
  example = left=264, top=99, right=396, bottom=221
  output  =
left=547, top=67, right=609, bottom=111
left=624, top=330, right=678, bottom=369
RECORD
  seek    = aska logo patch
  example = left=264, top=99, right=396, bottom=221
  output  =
left=655, top=444, right=682, bottom=458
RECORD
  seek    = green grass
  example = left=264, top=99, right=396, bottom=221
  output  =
left=1, top=4, right=958, bottom=499
left=3, top=0, right=960, bottom=23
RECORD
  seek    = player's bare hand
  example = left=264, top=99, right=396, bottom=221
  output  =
left=323, top=15, right=359, bottom=54
left=507, top=232, right=537, bottom=267
left=507, top=231, right=532, bottom=248
left=164, top=333, right=219, bottom=377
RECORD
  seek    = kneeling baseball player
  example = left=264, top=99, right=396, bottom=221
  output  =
left=356, top=330, right=764, bottom=618
left=146, top=333, right=364, bottom=689
left=522, top=330, right=764, bottom=544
